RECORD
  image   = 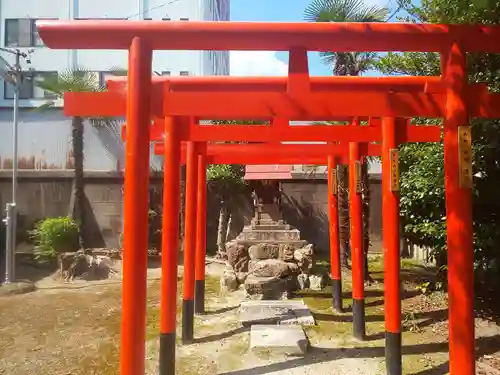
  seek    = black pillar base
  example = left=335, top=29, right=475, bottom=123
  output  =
left=332, top=279, right=343, bottom=313
left=159, top=332, right=176, bottom=375
left=385, top=331, right=402, bottom=375
left=182, top=299, right=195, bottom=344
left=194, top=279, right=205, bottom=315
left=352, top=298, right=366, bottom=340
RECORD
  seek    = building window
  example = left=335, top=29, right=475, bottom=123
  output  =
left=4, top=18, right=54, bottom=47
left=98, top=71, right=114, bottom=87
left=4, top=72, right=58, bottom=100
left=180, top=18, right=189, bottom=21
left=162, top=17, right=171, bottom=21
left=179, top=71, right=189, bottom=76
left=144, top=18, right=153, bottom=20
left=161, top=71, right=171, bottom=76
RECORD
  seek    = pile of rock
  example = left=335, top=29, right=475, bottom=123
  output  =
left=221, top=242, right=328, bottom=299
left=57, top=248, right=120, bottom=282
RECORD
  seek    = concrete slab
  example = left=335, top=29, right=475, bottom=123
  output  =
left=239, top=300, right=315, bottom=327
left=279, top=305, right=316, bottom=326
left=250, top=325, right=309, bottom=356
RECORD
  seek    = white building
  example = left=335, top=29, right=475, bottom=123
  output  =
left=0, top=0, right=230, bottom=170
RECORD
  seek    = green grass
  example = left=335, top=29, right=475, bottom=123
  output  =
left=297, top=257, right=449, bottom=374
left=145, top=277, right=221, bottom=343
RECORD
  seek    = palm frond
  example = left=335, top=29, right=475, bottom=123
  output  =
left=107, top=66, right=128, bottom=77
left=34, top=74, right=63, bottom=98
left=57, top=67, right=100, bottom=92
left=89, top=116, right=124, bottom=129
left=305, top=0, right=388, bottom=75
left=32, top=101, right=57, bottom=112
left=305, top=0, right=388, bottom=22
left=35, top=67, right=126, bottom=130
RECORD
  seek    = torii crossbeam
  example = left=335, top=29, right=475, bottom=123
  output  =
left=120, top=117, right=442, bottom=143
left=63, top=78, right=500, bottom=119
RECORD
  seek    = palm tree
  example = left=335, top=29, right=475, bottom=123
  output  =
left=36, top=68, right=125, bottom=248
left=304, top=0, right=388, bottom=277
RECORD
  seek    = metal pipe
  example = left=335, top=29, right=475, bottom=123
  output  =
left=10, top=51, right=20, bottom=280
left=3, top=50, right=21, bottom=283
left=4, top=203, right=14, bottom=283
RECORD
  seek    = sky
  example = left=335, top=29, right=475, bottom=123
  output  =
left=228, top=0, right=399, bottom=77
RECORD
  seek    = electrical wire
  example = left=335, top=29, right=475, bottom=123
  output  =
left=125, top=0, right=182, bottom=20
left=387, top=0, right=403, bottom=21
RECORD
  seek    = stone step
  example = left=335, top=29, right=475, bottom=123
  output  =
left=250, top=325, right=309, bottom=356
left=233, top=239, right=308, bottom=247
left=239, top=300, right=316, bottom=327
left=242, top=234, right=301, bottom=241
left=240, top=230, right=301, bottom=241
left=251, top=224, right=291, bottom=230
left=244, top=227, right=297, bottom=233
left=251, top=219, right=284, bottom=225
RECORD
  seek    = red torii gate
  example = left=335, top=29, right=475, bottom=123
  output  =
left=111, top=75, right=444, bottom=358
left=152, top=140, right=381, bottom=335
left=102, top=91, right=438, bottom=370
left=142, top=119, right=438, bottom=346
left=37, top=20, right=500, bottom=375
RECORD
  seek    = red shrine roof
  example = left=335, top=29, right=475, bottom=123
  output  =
left=243, top=135, right=324, bottom=180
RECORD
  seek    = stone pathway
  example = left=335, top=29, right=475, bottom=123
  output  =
left=240, top=300, right=315, bottom=327
left=240, top=300, right=316, bottom=359
left=250, top=325, right=309, bottom=356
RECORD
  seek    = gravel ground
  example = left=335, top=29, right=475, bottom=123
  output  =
left=1, top=259, right=500, bottom=375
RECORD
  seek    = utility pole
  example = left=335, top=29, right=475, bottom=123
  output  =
left=0, top=47, right=32, bottom=284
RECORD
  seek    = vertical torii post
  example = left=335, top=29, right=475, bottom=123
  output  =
left=195, top=143, right=208, bottom=315
left=442, top=43, right=474, bottom=375
left=349, top=140, right=365, bottom=340
left=160, top=113, right=182, bottom=375
left=382, top=117, right=401, bottom=374
left=182, top=140, right=199, bottom=344
left=120, top=38, right=152, bottom=375
left=328, top=154, right=342, bottom=313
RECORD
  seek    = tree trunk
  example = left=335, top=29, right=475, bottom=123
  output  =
left=225, top=212, right=233, bottom=242
left=179, top=165, right=186, bottom=242
left=216, top=200, right=230, bottom=259
left=361, top=160, right=372, bottom=282
left=337, top=164, right=350, bottom=268
left=72, top=116, right=86, bottom=249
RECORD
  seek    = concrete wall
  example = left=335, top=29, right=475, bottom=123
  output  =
left=0, top=170, right=254, bottom=252
left=0, top=109, right=164, bottom=171
left=0, top=170, right=383, bottom=255
left=280, top=177, right=383, bottom=254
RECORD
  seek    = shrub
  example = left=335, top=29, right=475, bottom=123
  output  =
left=29, top=217, right=79, bottom=263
